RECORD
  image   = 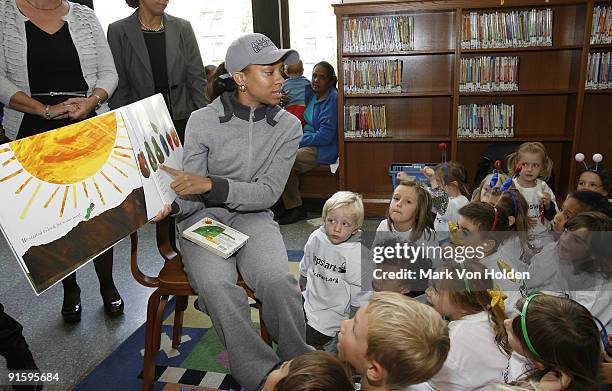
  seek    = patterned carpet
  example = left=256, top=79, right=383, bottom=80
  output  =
left=74, top=251, right=303, bottom=391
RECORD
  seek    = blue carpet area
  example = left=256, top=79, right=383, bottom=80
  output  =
left=75, top=250, right=304, bottom=390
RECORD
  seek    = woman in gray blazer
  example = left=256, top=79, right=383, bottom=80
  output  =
left=107, top=0, right=207, bottom=143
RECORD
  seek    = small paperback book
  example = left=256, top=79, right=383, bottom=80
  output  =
left=182, top=217, right=249, bottom=259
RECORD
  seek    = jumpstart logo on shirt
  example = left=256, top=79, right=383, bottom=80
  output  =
left=313, top=254, right=346, bottom=274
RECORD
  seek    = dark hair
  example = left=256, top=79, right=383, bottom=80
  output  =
left=431, top=260, right=509, bottom=354
left=275, top=352, right=353, bottom=391
left=459, top=201, right=510, bottom=232
left=125, top=0, right=139, bottom=8
left=313, top=61, right=338, bottom=89
left=567, top=190, right=612, bottom=218
left=496, top=189, right=529, bottom=243
left=578, top=165, right=611, bottom=196
left=564, top=211, right=612, bottom=279
left=209, top=62, right=236, bottom=102
left=204, top=65, right=217, bottom=78
left=511, top=295, right=601, bottom=390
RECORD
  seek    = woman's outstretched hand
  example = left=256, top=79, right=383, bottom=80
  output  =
left=161, top=166, right=212, bottom=196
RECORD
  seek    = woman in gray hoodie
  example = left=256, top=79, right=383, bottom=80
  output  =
left=155, top=33, right=311, bottom=390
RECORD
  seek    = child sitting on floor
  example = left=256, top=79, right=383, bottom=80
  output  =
left=337, top=292, right=450, bottom=391
left=420, top=260, right=510, bottom=390
left=299, top=191, right=370, bottom=351
left=501, top=293, right=604, bottom=390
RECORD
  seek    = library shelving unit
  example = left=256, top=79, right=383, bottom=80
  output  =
left=333, top=0, right=612, bottom=216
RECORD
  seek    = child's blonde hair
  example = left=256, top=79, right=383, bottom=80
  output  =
left=507, top=142, right=553, bottom=181
left=285, top=60, right=304, bottom=76
left=322, top=191, right=364, bottom=228
left=365, top=292, right=450, bottom=389
left=387, top=180, right=434, bottom=241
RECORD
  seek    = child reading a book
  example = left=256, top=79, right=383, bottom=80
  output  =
left=282, top=60, right=310, bottom=125
left=337, top=292, right=450, bottom=391
left=299, top=191, right=369, bottom=351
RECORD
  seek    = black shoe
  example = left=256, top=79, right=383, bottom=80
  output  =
left=101, top=287, right=124, bottom=317
left=61, top=289, right=82, bottom=323
left=277, top=207, right=306, bottom=225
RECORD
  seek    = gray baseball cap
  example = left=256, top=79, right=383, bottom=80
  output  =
left=225, top=33, right=299, bottom=75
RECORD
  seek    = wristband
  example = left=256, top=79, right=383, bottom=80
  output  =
left=44, top=105, right=51, bottom=120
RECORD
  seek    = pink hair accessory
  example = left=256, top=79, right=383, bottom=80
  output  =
left=575, top=152, right=588, bottom=170
left=593, top=153, right=603, bottom=171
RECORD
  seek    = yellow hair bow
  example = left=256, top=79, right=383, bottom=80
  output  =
left=488, top=288, right=507, bottom=312
left=448, top=221, right=464, bottom=246
left=496, top=259, right=517, bottom=282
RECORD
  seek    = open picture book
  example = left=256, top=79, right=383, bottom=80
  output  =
left=0, top=94, right=182, bottom=294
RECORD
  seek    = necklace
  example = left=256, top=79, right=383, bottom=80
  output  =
left=138, top=14, right=164, bottom=32
left=24, top=0, right=63, bottom=11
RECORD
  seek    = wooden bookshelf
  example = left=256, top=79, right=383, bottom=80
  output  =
left=334, top=0, right=611, bottom=216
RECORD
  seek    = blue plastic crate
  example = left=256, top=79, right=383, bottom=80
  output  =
left=389, top=163, right=442, bottom=189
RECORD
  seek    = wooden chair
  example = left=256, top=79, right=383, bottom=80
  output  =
left=130, top=217, right=272, bottom=391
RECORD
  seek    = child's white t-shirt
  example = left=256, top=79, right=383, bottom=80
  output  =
left=300, top=227, right=371, bottom=337
left=426, top=311, right=509, bottom=390
left=503, top=351, right=531, bottom=384
left=513, top=178, right=557, bottom=240
left=375, top=219, right=440, bottom=267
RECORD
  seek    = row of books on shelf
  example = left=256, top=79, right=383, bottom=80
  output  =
left=342, top=59, right=403, bottom=94
left=459, top=56, right=519, bottom=92
left=342, top=15, right=414, bottom=54
left=457, top=103, right=515, bottom=138
left=591, top=5, right=612, bottom=45
left=343, top=105, right=389, bottom=138
left=461, top=9, right=553, bottom=49
left=586, top=52, right=612, bottom=90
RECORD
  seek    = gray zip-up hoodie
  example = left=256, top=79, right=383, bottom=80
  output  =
left=175, top=91, right=302, bottom=221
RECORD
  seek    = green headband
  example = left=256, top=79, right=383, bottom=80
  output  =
left=521, top=293, right=542, bottom=359
left=459, top=262, right=471, bottom=294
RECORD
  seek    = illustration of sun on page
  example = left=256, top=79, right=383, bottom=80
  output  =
left=0, top=112, right=148, bottom=294
left=121, top=94, right=183, bottom=219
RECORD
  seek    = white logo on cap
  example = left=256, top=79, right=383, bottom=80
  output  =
left=251, top=37, right=274, bottom=53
